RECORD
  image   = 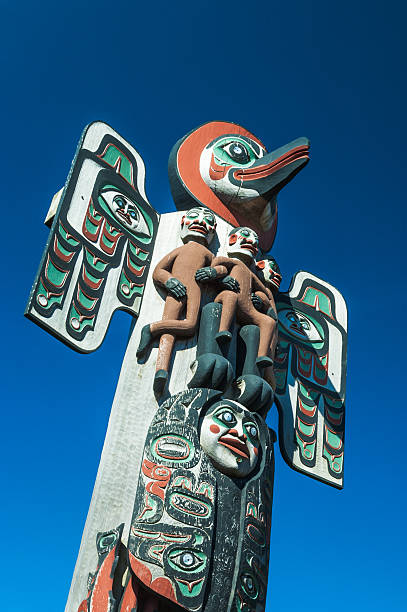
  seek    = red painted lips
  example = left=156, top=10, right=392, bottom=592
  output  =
left=218, top=435, right=250, bottom=459
left=188, top=222, right=208, bottom=235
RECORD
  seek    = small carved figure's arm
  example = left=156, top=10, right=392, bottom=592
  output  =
left=251, top=273, right=277, bottom=319
left=152, top=246, right=187, bottom=300
left=251, top=291, right=269, bottom=312
left=195, top=256, right=240, bottom=292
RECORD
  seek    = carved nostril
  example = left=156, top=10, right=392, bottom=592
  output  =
left=229, top=429, right=238, bottom=437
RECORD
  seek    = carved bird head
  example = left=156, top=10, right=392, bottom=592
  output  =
left=169, top=121, right=309, bottom=251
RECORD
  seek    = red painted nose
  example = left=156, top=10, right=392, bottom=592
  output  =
left=229, top=428, right=247, bottom=441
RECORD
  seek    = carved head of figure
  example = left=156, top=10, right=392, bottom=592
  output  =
left=180, top=206, right=217, bottom=245
left=255, top=257, right=282, bottom=294
left=200, top=400, right=261, bottom=478
left=227, top=227, right=259, bottom=264
left=169, top=121, right=310, bottom=250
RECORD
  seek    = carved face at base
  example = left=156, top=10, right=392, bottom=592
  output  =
left=227, top=227, right=259, bottom=263
left=200, top=400, right=260, bottom=478
left=180, top=207, right=217, bottom=244
left=256, top=258, right=282, bottom=293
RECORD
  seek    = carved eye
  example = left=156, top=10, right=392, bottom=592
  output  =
left=213, top=137, right=260, bottom=167
left=241, top=573, right=258, bottom=599
left=215, top=409, right=237, bottom=427
left=168, top=549, right=205, bottom=572
left=244, top=422, right=258, bottom=441
left=98, top=533, right=116, bottom=551
left=99, top=188, right=151, bottom=237
left=222, top=141, right=250, bottom=164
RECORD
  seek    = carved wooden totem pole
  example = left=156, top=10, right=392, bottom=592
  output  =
left=26, top=121, right=347, bottom=611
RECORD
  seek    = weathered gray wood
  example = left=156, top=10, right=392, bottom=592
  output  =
left=64, top=211, right=234, bottom=611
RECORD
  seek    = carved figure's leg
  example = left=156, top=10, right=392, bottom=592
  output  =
left=254, top=312, right=277, bottom=367
left=214, top=290, right=238, bottom=343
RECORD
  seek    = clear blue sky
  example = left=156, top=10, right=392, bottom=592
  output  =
left=2, top=1, right=405, bottom=610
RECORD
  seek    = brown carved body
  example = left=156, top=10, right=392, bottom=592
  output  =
left=212, top=256, right=277, bottom=360
left=151, top=241, right=214, bottom=372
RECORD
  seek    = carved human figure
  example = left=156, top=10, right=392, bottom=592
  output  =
left=200, top=399, right=261, bottom=478
left=196, top=227, right=276, bottom=369
left=137, top=207, right=226, bottom=393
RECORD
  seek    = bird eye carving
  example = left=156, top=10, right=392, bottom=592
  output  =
left=213, top=137, right=261, bottom=167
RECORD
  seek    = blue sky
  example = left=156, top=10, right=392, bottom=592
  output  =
left=2, top=1, right=405, bottom=610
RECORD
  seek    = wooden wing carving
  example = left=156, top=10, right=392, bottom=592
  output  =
left=274, top=271, right=347, bottom=488
left=25, top=122, right=159, bottom=352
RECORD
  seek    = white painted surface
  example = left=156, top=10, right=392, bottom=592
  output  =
left=65, top=211, right=234, bottom=611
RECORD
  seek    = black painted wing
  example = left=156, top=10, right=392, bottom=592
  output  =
left=274, top=271, right=347, bottom=488
left=25, top=122, right=159, bottom=352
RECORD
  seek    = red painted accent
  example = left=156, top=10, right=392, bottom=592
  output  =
left=253, top=447, right=258, bottom=456
left=234, top=144, right=309, bottom=182
left=313, top=353, right=329, bottom=385
left=128, top=552, right=178, bottom=603
left=219, top=435, right=250, bottom=458
left=228, top=234, right=237, bottom=245
left=82, top=199, right=103, bottom=243
left=210, top=424, right=220, bottom=434
left=77, top=598, right=88, bottom=612
left=100, top=221, right=123, bottom=256
left=118, top=575, right=139, bottom=611
left=176, top=121, right=277, bottom=249
left=97, top=143, right=135, bottom=187
left=256, top=260, right=265, bottom=269
left=82, top=266, right=103, bottom=290
left=209, top=153, right=230, bottom=180
left=126, top=254, right=145, bottom=276
left=89, top=548, right=116, bottom=611
left=53, top=235, right=75, bottom=263
left=298, top=396, right=317, bottom=417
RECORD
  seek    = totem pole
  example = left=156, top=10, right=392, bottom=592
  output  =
left=26, top=120, right=347, bottom=611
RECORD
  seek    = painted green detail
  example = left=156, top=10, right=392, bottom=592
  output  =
left=55, top=237, right=73, bottom=258
left=101, top=232, right=115, bottom=249
left=83, top=267, right=100, bottom=285
left=89, top=198, right=102, bottom=220
left=77, top=287, right=97, bottom=310
left=99, top=144, right=134, bottom=185
left=104, top=219, right=121, bottom=236
left=36, top=280, right=63, bottom=309
left=297, top=419, right=315, bottom=437
left=85, top=215, right=100, bottom=237
left=325, top=394, right=343, bottom=409
left=173, top=475, right=193, bottom=489
left=193, top=534, right=203, bottom=546
left=139, top=495, right=159, bottom=521
left=118, top=271, right=144, bottom=299
left=85, top=248, right=108, bottom=271
left=196, top=482, right=214, bottom=501
left=326, top=407, right=343, bottom=424
left=298, top=382, right=319, bottom=402
left=247, top=502, right=258, bottom=518
left=129, top=241, right=149, bottom=261
left=296, top=433, right=316, bottom=460
left=45, top=257, right=67, bottom=288
left=175, top=578, right=205, bottom=598
left=69, top=304, right=94, bottom=332
left=213, top=136, right=259, bottom=167
left=301, top=287, right=332, bottom=317
left=323, top=448, right=343, bottom=473
left=325, top=428, right=342, bottom=450
left=58, top=222, right=79, bottom=245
